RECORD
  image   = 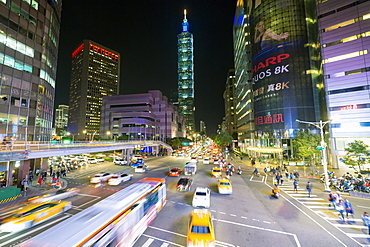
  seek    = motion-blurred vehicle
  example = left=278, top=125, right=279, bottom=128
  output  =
left=203, top=158, right=210, bottom=164
left=108, top=173, right=133, bottom=185
left=87, top=158, right=98, bottom=164
left=176, top=177, right=193, bottom=191
left=114, top=158, right=128, bottom=166
left=0, top=201, right=72, bottom=233
left=187, top=209, right=215, bottom=247
left=90, top=172, right=113, bottom=183
left=213, top=159, right=219, bottom=165
left=30, top=188, right=80, bottom=203
left=135, top=165, right=148, bottom=173
left=169, top=167, right=182, bottom=177
left=211, top=167, right=222, bottom=178
left=218, top=178, right=232, bottom=194
left=96, top=157, right=105, bottom=162
left=192, top=187, right=211, bottom=208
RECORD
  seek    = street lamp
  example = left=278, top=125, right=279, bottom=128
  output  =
left=107, top=131, right=111, bottom=140
left=296, top=119, right=331, bottom=192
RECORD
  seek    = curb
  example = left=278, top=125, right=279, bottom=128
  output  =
left=0, top=194, right=21, bottom=204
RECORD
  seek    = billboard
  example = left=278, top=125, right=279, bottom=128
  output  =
left=249, top=0, right=322, bottom=132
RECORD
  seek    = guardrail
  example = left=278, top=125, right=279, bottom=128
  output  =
left=0, top=141, right=173, bottom=162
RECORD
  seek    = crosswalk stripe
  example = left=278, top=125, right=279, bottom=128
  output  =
left=142, top=238, right=155, bottom=247
left=307, top=206, right=331, bottom=209
left=296, top=197, right=324, bottom=200
left=323, top=217, right=364, bottom=222
left=332, top=224, right=368, bottom=229
left=289, top=194, right=317, bottom=197
left=160, top=243, right=169, bottom=247
left=302, top=202, right=327, bottom=204
left=346, top=233, right=370, bottom=238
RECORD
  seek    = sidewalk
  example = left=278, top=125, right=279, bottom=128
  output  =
left=0, top=177, right=67, bottom=210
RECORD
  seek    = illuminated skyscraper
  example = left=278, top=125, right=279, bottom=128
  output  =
left=68, top=40, right=120, bottom=140
left=177, top=9, right=195, bottom=133
left=55, top=105, right=69, bottom=129
left=0, top=1, right=62, bottom=142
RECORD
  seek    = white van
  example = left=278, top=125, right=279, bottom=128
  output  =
left=192, top=187, right=211, bottom=208
left=203, top=158, right=210, bottom=164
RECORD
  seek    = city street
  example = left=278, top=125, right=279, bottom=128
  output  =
left=1, top=155, right=369, bottom=247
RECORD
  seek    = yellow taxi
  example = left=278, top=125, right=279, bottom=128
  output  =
left=211, top=167, right=222, bottom=178
left=218, top=178, right=232, bottom=194
left=187, top=209, right=215, bottom=247
left=0, top=201, right=72, bottom=233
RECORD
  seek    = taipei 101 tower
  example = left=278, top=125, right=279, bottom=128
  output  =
left=177, top=9, right=195, bottom=133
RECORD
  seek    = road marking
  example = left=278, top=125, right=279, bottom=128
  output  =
left=306, top=206, right=331, bottom=209
left=215, top=218, right=301, bottom=247
left=295, top=197, right=324, bottom=201
left=332, top=224, right=368, bottom=229
left=346, top=233, right=370, bottom=238
left=160, top=243, right=169, bottom=247
left=230, top=214, right=236, bottom=217
left=241, top=216, right=247, bottom=219
left=357, top=205, right=370, bottom=209
left=323, top=217, right=363, bottom=222
left=211, top=209, right=217, bottom=212
left=301, top=201, right=326, bottom=204
left=142, top=234, right=184, bottom=247
left=263, top=221, right=271, bottom=224
left=252, top=219, right=259, bottom=221
left=148, top=226, right=186, bottom=237
left=220, top=212, right=226, bottom=214
left=76, top=193, right=100, bottom=198
left=142, top=238, right=154, bottom=247
left=76, top=197, right=101, bottom=208
left=289, top=194, right=317, bottom=197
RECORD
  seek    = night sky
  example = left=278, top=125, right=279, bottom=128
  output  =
left=55, top=0, right=237, bottom=135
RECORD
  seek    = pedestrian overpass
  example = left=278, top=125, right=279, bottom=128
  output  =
left=0, top=140, right=173, bottom=162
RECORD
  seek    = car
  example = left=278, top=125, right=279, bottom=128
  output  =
left=135, top=165, right=148, bottom=173
left=96, top=157, right=105, bottom=162
left=131, top=162, right=141, bottom=168
left=0, top=201, right=72, bottom=233
left=108, top=173, right=133, bottom=185
left=192, top=187, right=211, bottom=208
left=30, top=188, right=80, bottom=203
left=187, top=209, right=215, bottom=247
left=203, top=158, right=210, bottom=164
left=114, top=158, right=128, bottom=166
left=198, top=155, right=203, bottom=160
left=169, top=167, right=182, bottom=177
left=176, top=177, right=193, bottom=191
left=87, top=158, right=98, bottom=164
left=213, top=159, right=219, bottom=165
left=90, top=172, right=113, bottom=183
left=211, top=167, right=222, bottom=178
left=218, top=178, right=232, bottom=194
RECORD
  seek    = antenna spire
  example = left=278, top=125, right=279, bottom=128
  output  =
left=183, top=9, right=187, bottom=22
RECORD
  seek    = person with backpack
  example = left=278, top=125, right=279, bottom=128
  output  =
left=306, top=182, right=312, bottom=197
left=344, top=199, right=354, bottom=219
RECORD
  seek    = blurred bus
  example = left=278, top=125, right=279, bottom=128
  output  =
left=21, top=178, right=166, bottom=247
left=184, top=162, right=197, bottom=175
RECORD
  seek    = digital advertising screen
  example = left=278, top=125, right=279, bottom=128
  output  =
left=248, top=0, right=322, bottom=132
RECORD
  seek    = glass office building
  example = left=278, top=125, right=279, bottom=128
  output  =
left=177, top=9, right=195, bottom=133
left=0, top=0, right=62, bottom=142
left=68, top=40, right=120, bottom=140
left=235, top=0, right=326, bottom=152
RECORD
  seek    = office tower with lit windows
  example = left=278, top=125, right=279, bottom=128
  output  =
left=54, top=104, right=68, bottom=133
left=177, top=9, right=195, bottom=133
left=199, top=120, right=206, bottom=135
left=233, top=0, right=255, bottom=151
left=68, top=40, right=120, bottom=140
left=0, top=0, right=62, bottom=186
left=317, top=0, right=370, bottom=167
left=0, top=1, right=61, bottom=142
left=223, top=69, right=237, bottom=140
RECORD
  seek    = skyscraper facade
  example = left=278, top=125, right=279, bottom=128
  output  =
left=234, top=0, right=326, bottom=153
left=0, top=0, right=62, bottom=142
left=223, top=69, right=237, bottom=139
left=317, top=0, right=370, bottom=165
left=233, top=0, right=255, bottom=152
left=54, top=104, right=68, bottom=129
left=177, top=9, right=195, bottom=133
left=68, top=40, right=120, bottom=140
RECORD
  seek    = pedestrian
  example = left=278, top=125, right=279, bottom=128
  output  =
left=21, top=178, right=28, bottom=195
left=37, top=176, right=43, bottom=187
left=280, top=175, right=284, bottom=185
left=8, top=136, right=14, bottom=150
left=344, top=199, right=354, bottom=219
left=285, top=171, right=289, bottom=180
left=293, top=179, right=298, bottom=193
left=328, top=192, right=336, bottom=208
left=337, top=199, right=345, bottom=221
left=2, top=136, right=9, bottom=150
left=20, top=178, right=26, bottom=191
left=35, top=169, right=40, bottom=177
left=306, top=182, right=312, bottom=197
left=362, top=212, right=370, bottom=235
left=289, top=172, right=294, bottom=181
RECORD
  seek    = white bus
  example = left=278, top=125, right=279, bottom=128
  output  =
left=184, top=162, right=197, bottom=175
left=21, top=178, right=166, bottom=247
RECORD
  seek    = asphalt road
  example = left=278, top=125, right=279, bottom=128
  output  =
left=1, top=156, right=369, bottom=247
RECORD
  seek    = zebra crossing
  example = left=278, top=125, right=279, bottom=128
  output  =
left=279, top=184, right=370, bottom=246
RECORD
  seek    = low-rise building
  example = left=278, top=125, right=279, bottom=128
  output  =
left=100, top=90, right=186, bottom=141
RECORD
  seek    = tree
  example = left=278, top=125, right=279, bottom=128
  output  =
left=292, top=131, right=321, bottom=166
left=211, top=131, right=233, bottom=150
left=172, top=138, right=182, bottom=150
left=342, top=140, right=370, bottom=172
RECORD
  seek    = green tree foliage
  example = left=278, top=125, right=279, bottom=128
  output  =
left=211, top=131, right=233, bottom=150
left=292, top=131, right=321, bottom=166
left=165, top=137, right=182, bottom=150
left=343, top=140, right=370, bottom=172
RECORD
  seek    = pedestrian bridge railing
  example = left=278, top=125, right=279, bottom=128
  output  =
left=0, top=140, right=172, bottom=162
